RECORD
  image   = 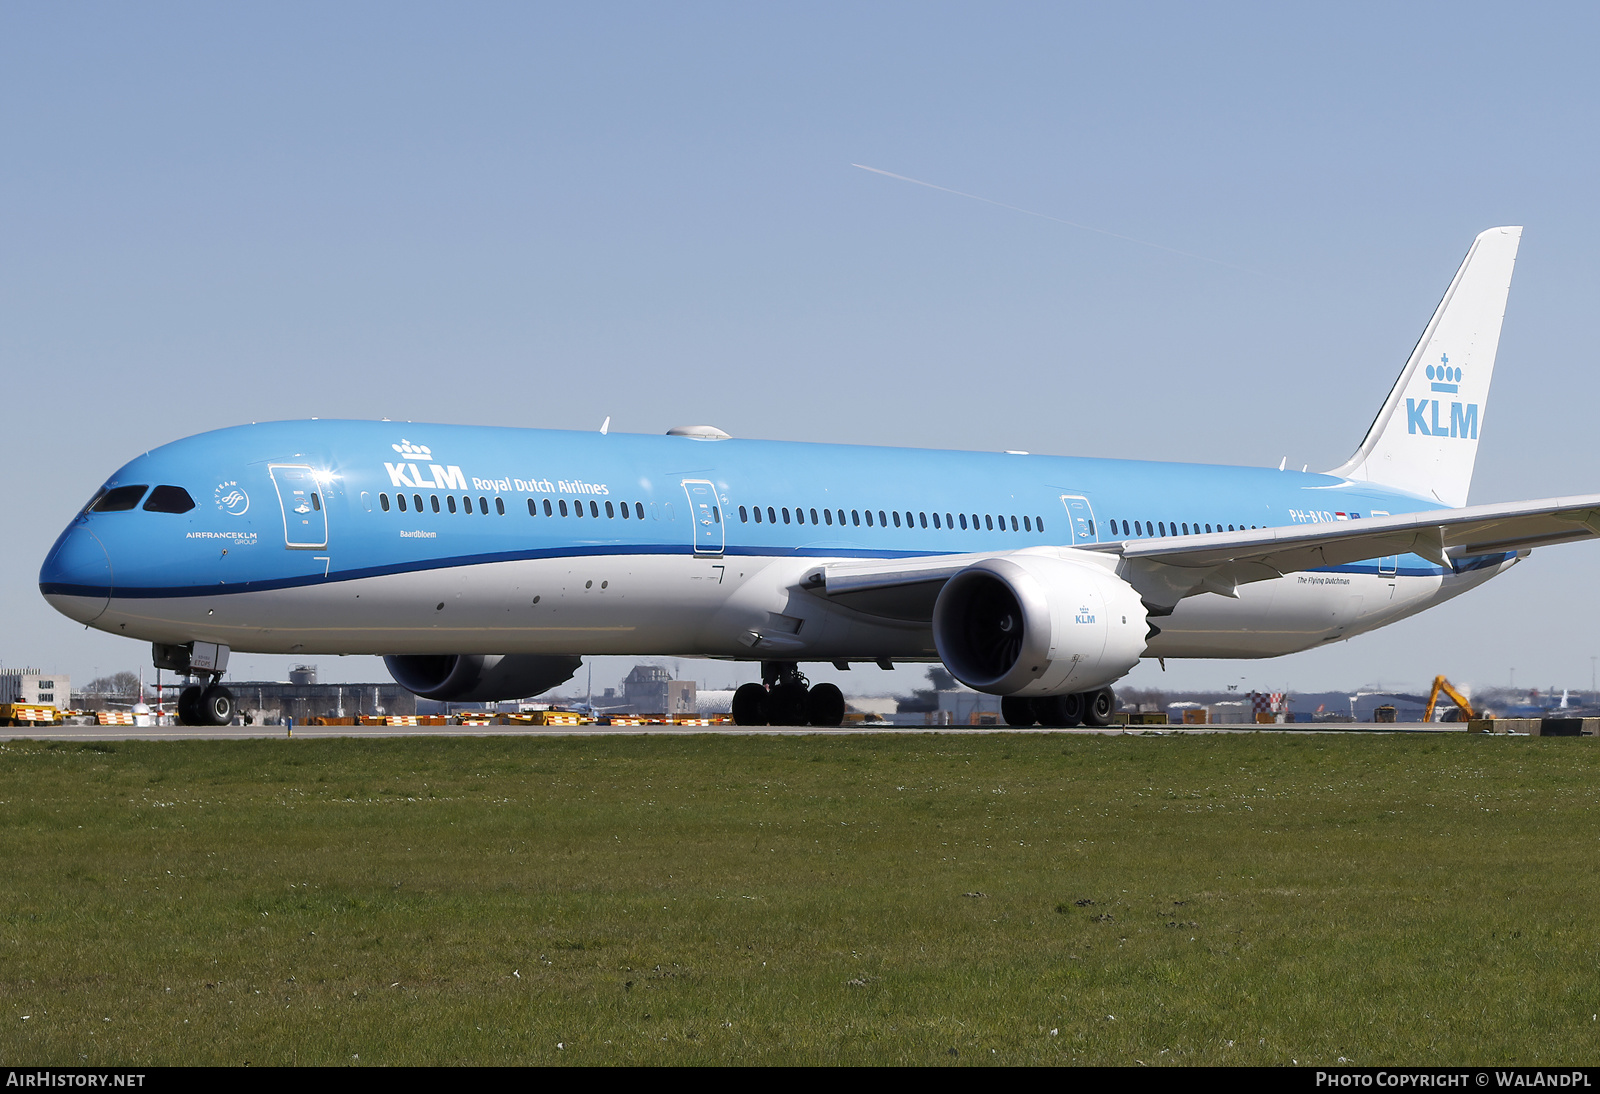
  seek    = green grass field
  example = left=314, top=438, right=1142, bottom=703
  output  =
left=1, top=731, right=1597, bottom=1066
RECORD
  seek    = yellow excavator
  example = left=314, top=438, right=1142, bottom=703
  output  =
left=1423, top=675, right=1475, bottom=722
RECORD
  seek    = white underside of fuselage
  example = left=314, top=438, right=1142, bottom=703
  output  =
left=46, top=550, right=1520, bottom=666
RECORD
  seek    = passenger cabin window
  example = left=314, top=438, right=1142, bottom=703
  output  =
left=397, top=494, right=408, bottom=512
left=143, top=486, right=196, bottom=514
left=496, top=497, right=506, bottom=515
left=91, top=485, right=149, bottom=512
left=379, top=493, right=391, bottom=512
left=544, top=499, right=554, bottom=516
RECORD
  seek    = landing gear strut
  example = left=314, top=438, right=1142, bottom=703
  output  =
left=731, top=662, right=846, bottom=727
left=1002, top=687, right=1118, bottom=729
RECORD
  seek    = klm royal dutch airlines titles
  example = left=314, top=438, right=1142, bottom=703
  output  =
left=41, top=227, right=1600, bottom=727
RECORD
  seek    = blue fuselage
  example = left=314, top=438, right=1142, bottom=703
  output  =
left=39, top=420, right=1502, bottom=662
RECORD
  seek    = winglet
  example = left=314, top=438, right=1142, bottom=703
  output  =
left=1329, top=227, right=1522, bottom=507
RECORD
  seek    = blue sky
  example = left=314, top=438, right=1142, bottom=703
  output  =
left=5, top=2, right=1600, bottom=698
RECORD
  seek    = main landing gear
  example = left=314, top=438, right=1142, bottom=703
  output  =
left=732, top=662, right=846, bottom=727
left=1001, top=687, right=1118, bottom=728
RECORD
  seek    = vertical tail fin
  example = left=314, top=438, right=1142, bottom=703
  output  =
left=1329, top=226, right=1521, bottom=507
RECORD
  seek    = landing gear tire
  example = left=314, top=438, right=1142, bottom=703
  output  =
left=732, top=682, right=769, bottom=727
left=1001, top=696, right=1038, bottom=727
left=199, top=685, right=235, bottom=727
left=1083, top=687, right=1116, bottom=728
left=768, top=682, right=809, bottom=726
left=806, top=683, right=845, bottom=727
left=1035, top=692, right=1086, bottom=727
left=177, top=686, right=203, bottom=726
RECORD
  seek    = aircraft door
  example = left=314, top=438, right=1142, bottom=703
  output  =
left=681, top=479, right=724, bottom=557
left=1058, top=494, right=1099, bottom=544
left=269, top=464, right=329, bottom=549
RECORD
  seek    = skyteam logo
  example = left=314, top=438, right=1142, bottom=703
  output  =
left=385, top=439, right=467, bottom=491
left=1407, top=352, right=1478, bottom=439
left=213, top=481, right=250, bottom=516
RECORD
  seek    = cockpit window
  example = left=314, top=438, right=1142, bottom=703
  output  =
left=91, top=485, right=150, bottom=512
left=143, top=486, right=196, bottom=514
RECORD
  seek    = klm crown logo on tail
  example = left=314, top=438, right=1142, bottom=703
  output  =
left=1406, top=353, right=1478, bottom=439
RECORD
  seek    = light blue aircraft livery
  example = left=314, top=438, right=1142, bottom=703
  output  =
left=40, top=227, right=1600, bottom=727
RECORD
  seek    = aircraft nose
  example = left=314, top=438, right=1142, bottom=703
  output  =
left=39, top=523, right=113, bottom=623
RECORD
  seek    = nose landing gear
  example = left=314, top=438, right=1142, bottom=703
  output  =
left=176, top=683, right=236, bottom=727
left=731, top=662, right=847, bottom=727
left=155, top=641, right=237, bottom=727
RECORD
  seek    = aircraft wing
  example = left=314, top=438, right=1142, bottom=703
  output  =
left=808, top=493, right=1600, bottom=620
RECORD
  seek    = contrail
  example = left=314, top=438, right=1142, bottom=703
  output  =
left=852, top=163, right=1269, bottom=277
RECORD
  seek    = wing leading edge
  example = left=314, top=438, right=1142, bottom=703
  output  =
left=809, top=494, right=1600, bottom=620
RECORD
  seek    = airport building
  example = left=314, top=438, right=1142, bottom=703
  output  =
left=226, top=666, right=417, bottom=724
left=0, top=668, right=69, bottom=708
left=619, top=664, right=698, bottom=716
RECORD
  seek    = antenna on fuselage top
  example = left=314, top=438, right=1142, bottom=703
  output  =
left=599, top=416, right=611, bottom=435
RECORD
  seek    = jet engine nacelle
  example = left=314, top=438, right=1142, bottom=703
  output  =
left=932, top=552, right=1149, bottom=696
left=384, top=653, right=583, bottom=702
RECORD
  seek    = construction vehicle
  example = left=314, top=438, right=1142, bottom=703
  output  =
left=1424, top=676, right=1475, bottom=722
